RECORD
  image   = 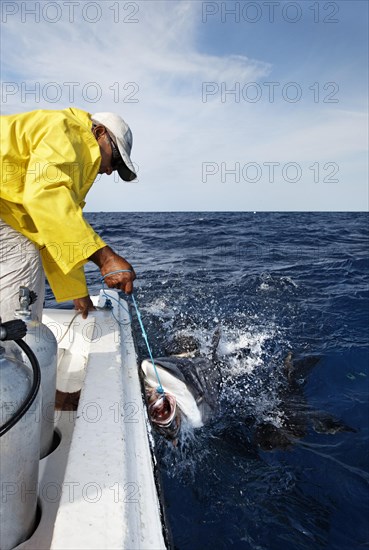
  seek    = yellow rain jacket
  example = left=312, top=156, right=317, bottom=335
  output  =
left=0, top=108, right=106, bottom=301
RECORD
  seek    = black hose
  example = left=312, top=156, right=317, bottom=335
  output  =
left=0, top=339, right=41, bottom=438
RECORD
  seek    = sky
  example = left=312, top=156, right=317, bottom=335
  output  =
left=1, top=0, right=368, bottom=211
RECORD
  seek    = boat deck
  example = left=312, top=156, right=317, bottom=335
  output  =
left=15, top=290, right=167, bottom=550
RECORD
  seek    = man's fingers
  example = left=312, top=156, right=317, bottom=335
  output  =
left=105, top=273, right=135, bottom=294
left=73, top=298, right=95, bottom=319
left=81, top=304, right=95, bottom=319
left=124, top=280, right=133, bottom=294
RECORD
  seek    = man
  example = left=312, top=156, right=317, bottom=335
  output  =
left=0, top=108, right=137, bottom=321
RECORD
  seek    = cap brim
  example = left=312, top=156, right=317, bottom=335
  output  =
left=116, top=142, right=137, bottom=181
left=117, top=161, right=137, bottom=182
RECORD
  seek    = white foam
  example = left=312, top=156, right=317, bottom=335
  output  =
left=144, top=299, right=172, bottom=316
left=217, top=328, right=274, bottom=376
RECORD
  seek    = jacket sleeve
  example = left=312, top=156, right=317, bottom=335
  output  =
left=23, top=140, right=106, bottom=301
left=41, top=251, right=89, bottom=302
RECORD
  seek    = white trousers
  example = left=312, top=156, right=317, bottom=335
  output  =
left=0, top=219, right=45, bottom=322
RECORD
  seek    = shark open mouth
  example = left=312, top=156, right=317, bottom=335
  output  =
left=147, top=391, right=178, bottom=427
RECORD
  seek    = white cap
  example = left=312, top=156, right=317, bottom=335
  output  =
left=92, top=112, right=137, bottom=181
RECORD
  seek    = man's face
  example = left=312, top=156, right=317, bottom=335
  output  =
left=96, top=129, right=114, bottom=175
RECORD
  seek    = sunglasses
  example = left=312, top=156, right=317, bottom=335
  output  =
left=106, top=131, right=124, bottom=171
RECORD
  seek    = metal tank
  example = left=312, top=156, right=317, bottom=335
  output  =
left=14, top=287, right=58, bottom=458
left=0, top=320, right=42, bottom=550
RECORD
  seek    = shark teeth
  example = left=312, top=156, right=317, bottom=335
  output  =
left=148, top=392, right=177, bottom=428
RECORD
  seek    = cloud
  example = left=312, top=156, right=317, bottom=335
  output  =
left=1, top=0, right=367, bottom=211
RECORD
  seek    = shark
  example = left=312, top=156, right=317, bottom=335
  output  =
left=141, top=331, right=222, bottom=443
left=141, top=334, right=356, bottom=450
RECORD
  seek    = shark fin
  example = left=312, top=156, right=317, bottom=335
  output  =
left=211, top=325, right=222, bottom=362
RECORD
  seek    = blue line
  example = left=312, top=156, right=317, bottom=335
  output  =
left=100, top=271, right=164, bottom=394
left=130, top=294, right=164, bottom=394
left=101, top=270, right=132, bottom=279
left=100, top=280, right=131, bottom=325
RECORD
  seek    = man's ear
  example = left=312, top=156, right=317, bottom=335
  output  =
left=92, top=124, right=106, bottom=140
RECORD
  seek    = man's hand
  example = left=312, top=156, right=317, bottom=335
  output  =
left=89, top=246, right=136, bottom=294
left=73, top=296, right=95, bottom=319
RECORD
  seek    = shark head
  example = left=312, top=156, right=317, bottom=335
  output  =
left=141, top=358, right=207, bottom=431
left=141, top=329, right=222, bottom=442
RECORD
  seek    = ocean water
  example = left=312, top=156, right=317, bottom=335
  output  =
left=46, top=212, right=369, bottom=550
